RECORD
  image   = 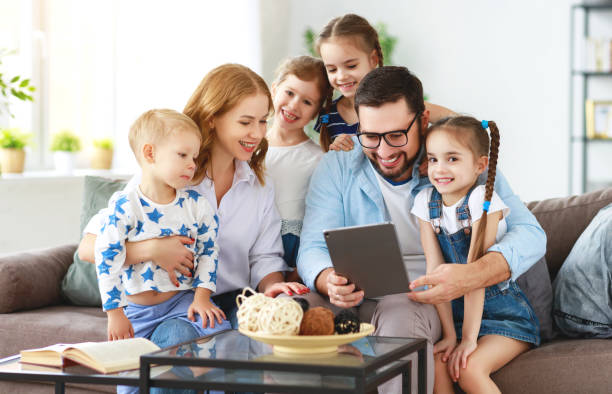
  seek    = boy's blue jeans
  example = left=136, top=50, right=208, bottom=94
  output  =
left=122, top=290, right=243, bottom=394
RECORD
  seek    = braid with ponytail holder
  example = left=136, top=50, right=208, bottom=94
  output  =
left=469, top=120, right=500, bottom=262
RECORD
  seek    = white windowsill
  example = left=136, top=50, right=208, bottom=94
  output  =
left=0, top=169, right=133, bottom=182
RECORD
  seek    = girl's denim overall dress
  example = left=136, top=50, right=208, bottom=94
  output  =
left=429, top=187, right=540, bottom=346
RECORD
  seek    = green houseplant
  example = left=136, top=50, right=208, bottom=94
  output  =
left=50, top=130, right=81, bottom=173
left=0, top=128, right=31, bottom=173
left=1, top=48, right=36, bottom=119
left=91, top=137, right=114, bottom=170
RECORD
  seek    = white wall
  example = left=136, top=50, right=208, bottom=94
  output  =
left=0, top=176, right=83, bottom=254
left=262, top=0, right=586, bottom=201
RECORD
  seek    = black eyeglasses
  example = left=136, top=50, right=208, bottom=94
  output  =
left=356, top=112, right=421, bottom=149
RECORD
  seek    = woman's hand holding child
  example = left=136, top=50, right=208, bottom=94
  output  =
left=149, top=236, right=195, bottom=287
left=106, top=308, right=134, bottom=341
left=188, top=288, right=227, bottom=329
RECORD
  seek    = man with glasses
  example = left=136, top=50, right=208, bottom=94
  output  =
left=296, top=66, right=546, bottom=393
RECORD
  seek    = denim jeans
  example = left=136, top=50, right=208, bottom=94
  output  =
left=118, top=289, right=249, bottom=394
left=117, top=318, right=200, bottom=394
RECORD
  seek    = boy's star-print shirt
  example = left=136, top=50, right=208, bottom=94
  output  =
left=94, top=186, right=219, bottom=311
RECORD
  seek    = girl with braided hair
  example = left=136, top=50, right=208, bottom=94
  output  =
left=314, top=13, right=453, bottom=152
left=411, top=116, right=540, bottom=393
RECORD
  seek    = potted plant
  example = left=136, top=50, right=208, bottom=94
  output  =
left=50, top=130, right=81, bottom=173
left=0, top=128, right=30, bottom=173
left=91, top=137, right=114, bottom=170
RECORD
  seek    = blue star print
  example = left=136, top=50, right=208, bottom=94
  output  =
left=108, top=213, right=119, bottom=227
left=151, top=286, right=160, bottom=292
left=160, top=228, right=173, bottom=237
left=139, top=198, right=150, bottom=207
left=135, top=220, right=144, bottom=236
left=98, top=261, right=111, bottom=276
left=108, top=242, right=122, bottom=251
left=179, top=224, right=189, bottom=236
left=202, top=238, right=215, bottom=255
left=208, top=271, right=217, bottom=285
left=125, top=265, right=134, bottom=280
left=114, top=196, right=129, bottom=215
left=125, top=224, right=132, bottom=235
left=177, top=274, right=187, bottom=284
left=141, top=267, right=155, bottom=282
left=197, top=222, right=209, bottom=235
left=106, top=286, right=122, bottom=301
left=192, top=276, right=203, bottom=287
left=147, top=208, right=163, bottom=223
left=186, top=189, right=201, bottom=202
left=101, top=247, right=119, bottom=262
left=103, top=299, right=120, bottom=311
left=176, top=197, right=185, bottom=208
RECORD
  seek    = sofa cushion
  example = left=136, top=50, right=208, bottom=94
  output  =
left=526, top=187, right=612, bottom=281
left=0, top=244, right=77, bottom=313
left=492, top=338, right=612, bottom=393
left=61, top=175, right=127, bottom=306
left=553, top=203, right=612, bottom=338
left=516, top=256, right=554, bottom=342
left=0, top=305, right=107, bottom=358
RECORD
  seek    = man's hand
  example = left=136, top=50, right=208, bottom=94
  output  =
left=329, top=134, right=354, bottom=151
left=150, top=236, right=195, bottom=287
left=106, top=308, right=134, bottom=341
left=407, top=263, right=471, bottom=304
left=327, top=270, right=364, bottom=308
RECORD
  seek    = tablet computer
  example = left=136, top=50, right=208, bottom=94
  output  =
left=323, top=222, right=411, bottom=298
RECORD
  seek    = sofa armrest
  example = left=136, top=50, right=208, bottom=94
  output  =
left=0, top=244, right=77, bottom=313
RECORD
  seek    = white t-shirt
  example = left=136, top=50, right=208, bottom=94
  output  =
left=265, top=139, right=323, bottom=235
left=411, top=185, right=510, bottom=242
left=370, top=164, right=427, bottom=281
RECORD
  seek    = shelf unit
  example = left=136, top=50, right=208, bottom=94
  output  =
left=569, top=3, right=612, bottom=194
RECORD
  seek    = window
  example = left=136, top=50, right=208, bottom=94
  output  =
left=2, top=0, right=262, bottom=171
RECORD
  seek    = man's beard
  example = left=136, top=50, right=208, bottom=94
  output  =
left=367, top=151, right=419, bottom=182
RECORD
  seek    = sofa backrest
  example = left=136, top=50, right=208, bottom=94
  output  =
left=526, top=187, right=612, bottom=281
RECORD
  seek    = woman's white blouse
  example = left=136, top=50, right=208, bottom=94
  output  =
left=85, top=160, right=288, bottom=295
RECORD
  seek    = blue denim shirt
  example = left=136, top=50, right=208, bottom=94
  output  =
left=297, top=138, right=547, bottom=292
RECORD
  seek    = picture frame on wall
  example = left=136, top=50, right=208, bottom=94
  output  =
left=586, top=100, right=612, bottom=139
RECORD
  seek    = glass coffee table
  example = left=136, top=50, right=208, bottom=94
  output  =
left=140, top=329, right=427, bottom=394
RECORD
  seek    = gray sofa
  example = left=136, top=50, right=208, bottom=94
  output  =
left=1, top=187, right=611, bottom=393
